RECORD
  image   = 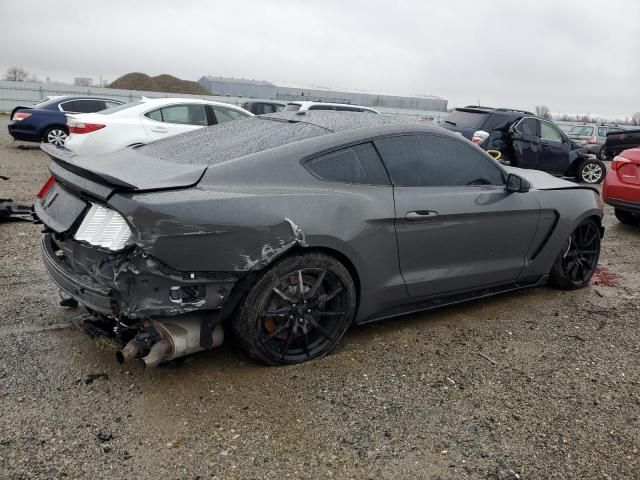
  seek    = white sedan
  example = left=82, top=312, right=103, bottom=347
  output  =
left=64, top=98, right=253, bottom=156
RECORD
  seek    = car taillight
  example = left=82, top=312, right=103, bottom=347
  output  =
left=587, top=136, right=597, bottom=144
left=611, top=156, right=631, bottom=171
left=12, top=112, right=31, bottom=121
left=37, top=176, right=56, bottom=199
left=68, top=121, right=106, bottom=134
left=471, top=130, right=489, bottom=145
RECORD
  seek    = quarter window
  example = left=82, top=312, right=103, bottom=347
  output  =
left=306, top=143, right=390, bottom=185
left=540, top=121, right=564, bottom=142
left=212, top=106, right=248, bottom=123
left=374, top=134, right=504, bottom=187
left=598, top=127, right=607, bottom=137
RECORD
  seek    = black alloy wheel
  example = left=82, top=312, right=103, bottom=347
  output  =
left=549, top=219, right=601, bottom=290
left=234, top=253, right=356, bottom=365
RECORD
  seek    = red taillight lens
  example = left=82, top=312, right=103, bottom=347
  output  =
left=68, top=122, right=106, bottom=134
left=12, top=112, right=31, bottom=121
left=37, top=176, right=56, bottom=199
left=587, top=136, right=597, bottom=144
left=611, top=156, right=631, bottom=171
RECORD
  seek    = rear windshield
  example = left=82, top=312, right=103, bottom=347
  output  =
left=99, top=101, right=143, bottom=115
left=138, top=116, right=328, bottom=165
left=443, top=109, right=488, bottom=129
left=569, top=126, right=594, bottom=136
left=284, top=103, right=302, bottom=112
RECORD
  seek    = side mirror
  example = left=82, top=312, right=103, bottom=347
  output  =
left=506, top=173, right=530, bottom=193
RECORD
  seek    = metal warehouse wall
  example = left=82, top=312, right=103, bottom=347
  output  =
left=199, top=78, right=278, bottom=99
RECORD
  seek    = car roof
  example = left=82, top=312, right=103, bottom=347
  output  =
left=137, top=111, right=448, bottom=166
left=138, top=97, right=247, bottom=108
left=243, top=99, right=286, bottom=105
left=288, top=101, right=379, bottom=111
left=454, top=106, right=535, bottom=117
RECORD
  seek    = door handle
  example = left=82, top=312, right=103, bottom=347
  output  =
left=405, top=210, right=439, bottom=221
left=151, top=127, right=168, bottom=133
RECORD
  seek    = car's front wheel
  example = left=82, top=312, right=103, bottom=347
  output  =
left=577, top=159, right=605, bottom=184
left=43, top=126, right=68, bottom=146
left=549, top=219, right=601, bottom=290
left=233, top=252, right=357, bottom=366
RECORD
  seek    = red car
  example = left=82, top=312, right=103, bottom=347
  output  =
left=602, top=147, right=640, bottom=225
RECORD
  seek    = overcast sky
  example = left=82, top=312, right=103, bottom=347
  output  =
left=1, top=0, right=638, bottom=119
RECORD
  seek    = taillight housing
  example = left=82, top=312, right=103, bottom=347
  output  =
left=611, top=155, right=630, bottom=171
left=472, top=130, right=490, bottom=145
left=12, top=112, right=31, bottom=121
left=587, top=136, right=598, bottom=144
left=37, top=176, right=56, bottom=199
left=67, top=120, right=106, bottom=134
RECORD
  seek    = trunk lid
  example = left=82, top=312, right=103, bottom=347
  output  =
left=41, top=143, right=207, bottom=194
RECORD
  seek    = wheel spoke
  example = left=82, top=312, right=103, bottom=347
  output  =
left=297, top=270, right=305, bottom=299
left=263, top=323, right=289, bottom=342
left=302, top=329, right=311, bottom=358
left=280, top=328, right=294, bottom=357
left=273, top=287, right=296, bottom=304
left=307, top=270, right=326, bottom=299
left=260, top=307, right=290, bottom=318
left=312, top=310, right=346, bottom=317
left=307, top=318, right=335, bottom=341
left=313, top=286, right=343, bottom=307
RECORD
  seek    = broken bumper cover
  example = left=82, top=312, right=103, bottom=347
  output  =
left=41, top=233, right=238, bottom=318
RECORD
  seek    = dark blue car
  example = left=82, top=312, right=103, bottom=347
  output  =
left=8, top=96, right=124, bottom=146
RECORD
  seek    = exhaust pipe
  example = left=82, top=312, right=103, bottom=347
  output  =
left=135, top=313, right=225, bottom=369
left=138, top=339, right=171, bottom=369
left=116, top=338, right=145, bottom=364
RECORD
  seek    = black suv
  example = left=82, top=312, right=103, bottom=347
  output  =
left=441, top=106, right=606, bottom=184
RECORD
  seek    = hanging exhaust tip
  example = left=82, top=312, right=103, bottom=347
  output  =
left=116, top=338, right=145, bottom=364
left=138, top=339, right=172, bottom=369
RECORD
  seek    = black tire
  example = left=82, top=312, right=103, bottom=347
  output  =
left=577, top=159, right=605, bottom=184
left=232, top=252, right=357, bottom=366
left=598, top=146, right=609, bottom=161
left=549, top=219, right=601, bottom=290
left=614, top=208, right=638, bottom=225
left=42, top=126, right=68, bottom=146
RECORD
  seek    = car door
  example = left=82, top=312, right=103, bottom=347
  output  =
left=538, top=120, right=570, bottom=174
left=141, top=103, right=209, bottom=141
left=509, top=117, right=541, bottom=169
left=374, top=134, right=541, bottom=298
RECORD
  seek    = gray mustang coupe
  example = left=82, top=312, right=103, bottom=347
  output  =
left=36, top=112, right=603, bottom=367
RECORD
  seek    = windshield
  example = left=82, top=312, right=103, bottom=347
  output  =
left=443, top=109, right=488, bottom=128
left=99, top=101, right=144, bottom=115
left=569, top=126, right=594, bottom=136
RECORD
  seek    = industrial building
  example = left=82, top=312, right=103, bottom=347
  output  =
left=198, top=75, right=447, bottom=112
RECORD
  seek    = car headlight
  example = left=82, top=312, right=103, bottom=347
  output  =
left=74, top=203, right=133, bottom=251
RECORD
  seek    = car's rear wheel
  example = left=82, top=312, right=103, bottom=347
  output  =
left=233, top=252, right=357, bottom=366
left=577, top=159, right=605, bottom=184
left=43, top=126, right=68, bottom=146
left=549, top=219, right=601, bottom=290
left=614, top=208, right=638, bottom=225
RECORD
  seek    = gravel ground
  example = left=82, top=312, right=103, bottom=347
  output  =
left=0, top=117, right=639, bottom=479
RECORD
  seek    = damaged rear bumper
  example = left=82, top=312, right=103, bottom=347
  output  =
left=41, top=233, right=239, bottom=319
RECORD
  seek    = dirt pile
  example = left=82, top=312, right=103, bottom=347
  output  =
left=107, top=73, right=210, bottom=95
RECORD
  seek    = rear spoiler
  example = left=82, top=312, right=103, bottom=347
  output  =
left=40, top=143, right=136, bottom=196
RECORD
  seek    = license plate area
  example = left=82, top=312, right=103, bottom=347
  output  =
left=35, top=183, right=88, bottom=233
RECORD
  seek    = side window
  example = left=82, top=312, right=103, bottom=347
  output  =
left=374, top=135, right=504, bottom=187
left=145, top=108, right=163, bottom=122
left=540, top=121, right=564, bottom=142
left=58, top=101, right=76, bottom=112
left=212, top=106, right=248, bottom=123
left=73, top=100, right=107, bottom=113
left=305, top=143, right=390, bottom=185
left=598, top=127, right=607, bottom=137
left=334, top=106, right=361, bottom=112
left=104, top=101, right=123, bottom=109
left=515, top=118, right=538, bottom=137
left=160, top=104, right=207, bottom=126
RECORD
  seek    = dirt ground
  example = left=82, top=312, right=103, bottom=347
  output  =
left=0, top=116, right=639, bottom=480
